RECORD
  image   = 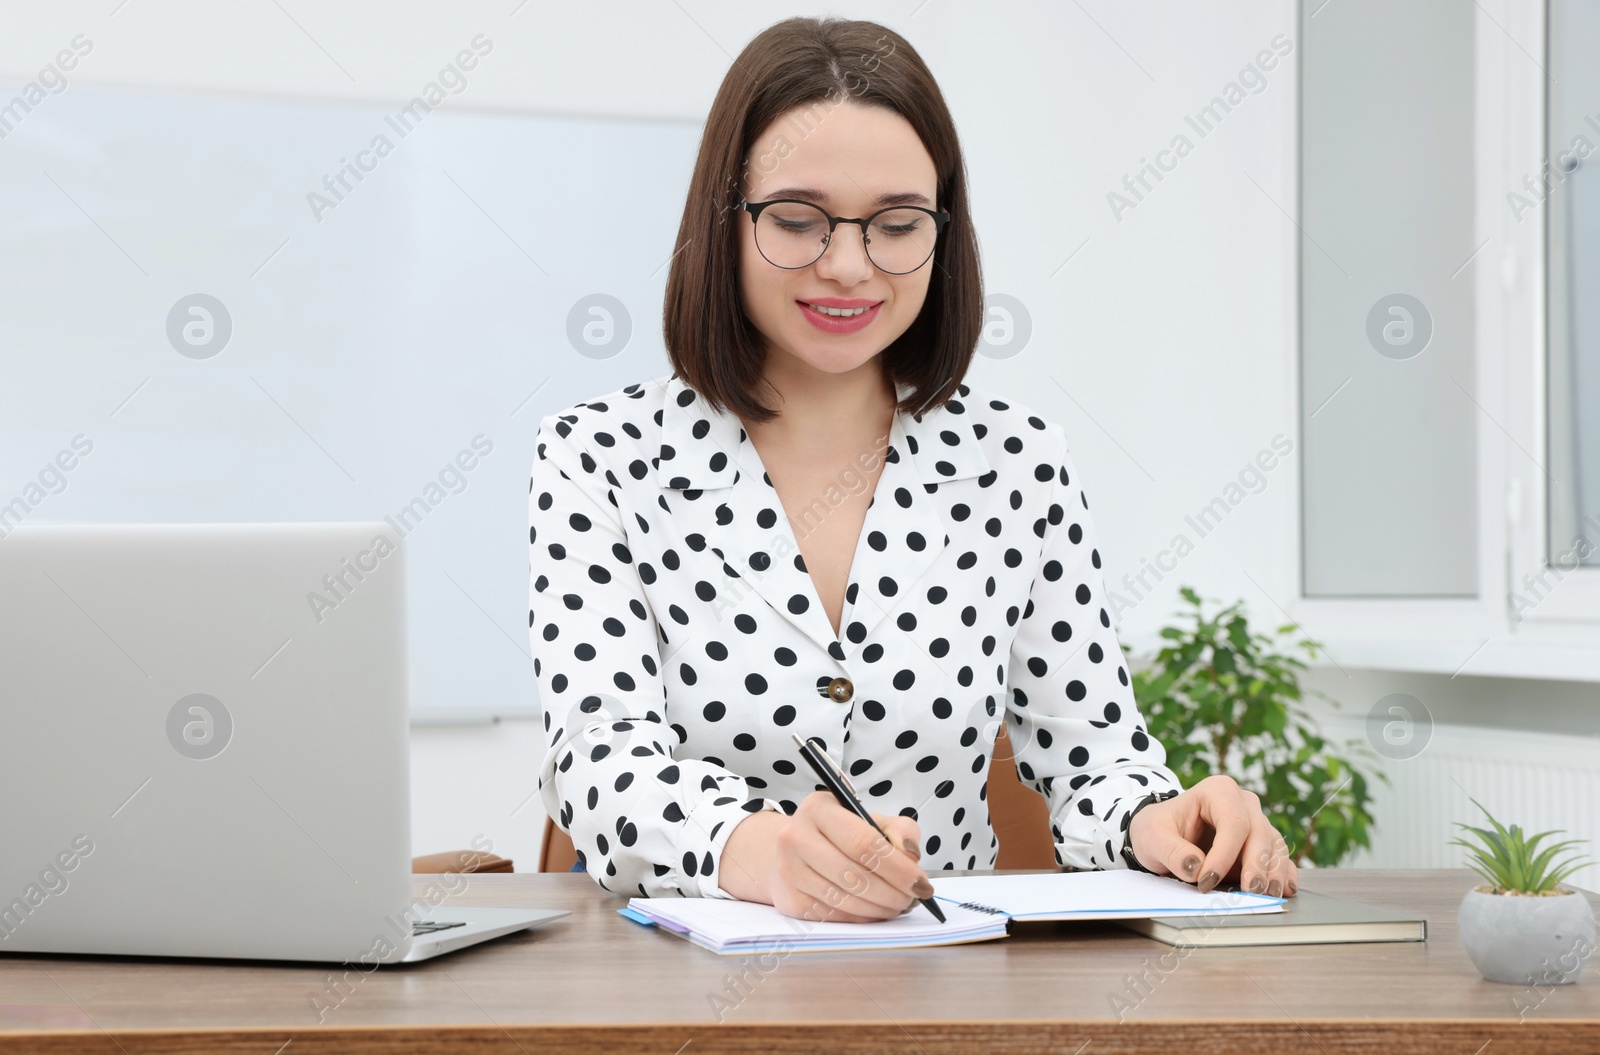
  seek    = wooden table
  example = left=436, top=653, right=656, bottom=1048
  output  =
left=1, top=868, right=1596, bottom=1053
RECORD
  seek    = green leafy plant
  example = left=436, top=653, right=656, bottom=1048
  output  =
left=1450, top=796, right=1593, bottom=895
left=1130, top=586, right=1386, bottom=867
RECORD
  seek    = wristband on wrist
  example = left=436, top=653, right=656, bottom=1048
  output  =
left=1118, top=788, right=1182, bottom=873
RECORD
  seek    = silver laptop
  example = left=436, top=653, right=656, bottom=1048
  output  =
left=0, top=522, right=566, bottom=964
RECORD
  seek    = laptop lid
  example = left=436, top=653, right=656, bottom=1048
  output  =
left=0, top=522, right=418, bottom=963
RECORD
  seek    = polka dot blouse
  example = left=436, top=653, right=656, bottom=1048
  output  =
left=528, top=372, right=1183, bottom=898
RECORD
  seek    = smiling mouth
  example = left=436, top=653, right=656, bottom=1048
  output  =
left=799, top=301, right=881, bottom=317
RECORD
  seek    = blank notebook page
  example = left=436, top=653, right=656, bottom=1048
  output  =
left=930, top=870, right=1286, bottom=920
left=626, top=895, right=1006, bottom=950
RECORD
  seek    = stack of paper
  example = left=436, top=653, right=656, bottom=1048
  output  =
left=621, top=896, right=1006, bottom=954
left=930, top=869, right=1287, bottom=921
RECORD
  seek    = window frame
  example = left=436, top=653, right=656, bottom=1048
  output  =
left=1287, top=0, right=1600, bottom=682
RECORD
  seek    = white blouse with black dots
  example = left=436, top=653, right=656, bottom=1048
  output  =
left=527, top=372, right=1183, bottom=898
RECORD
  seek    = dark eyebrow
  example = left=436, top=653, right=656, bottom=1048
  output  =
left=761, top=187, right=932, bottom=208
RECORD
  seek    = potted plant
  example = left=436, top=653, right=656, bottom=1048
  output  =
left=1453, top=796, right=1596, bottom=985
left=1131, top=587, right=1384, bottom=866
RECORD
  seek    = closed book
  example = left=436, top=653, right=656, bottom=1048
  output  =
left=1112, top=889, right=1428, bottom=947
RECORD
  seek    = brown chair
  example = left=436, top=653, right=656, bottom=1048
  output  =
left=411, top=849, right=515, bottom=874
left=539, top=815, right=581, bottom=873
left=537, top=724, right=1057, bottom=873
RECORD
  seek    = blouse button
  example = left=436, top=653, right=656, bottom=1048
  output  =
left=826, top=677, right=854, bottom=703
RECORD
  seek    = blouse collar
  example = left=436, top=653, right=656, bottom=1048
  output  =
left=658, top=373, right=990, bottom=492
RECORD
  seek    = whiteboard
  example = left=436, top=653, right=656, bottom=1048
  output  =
left=0, top=87, right=701, bottom=721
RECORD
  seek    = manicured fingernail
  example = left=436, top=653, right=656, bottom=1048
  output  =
left=1197, top=870, right=1220, bottom=893
left=1267, top=878, right=1282, bottom=897
left=902, top=837, right=921, bottom=861
left=1249, top=875, right=1266, bottom=894
left=1287, top=882, right=1297, bottom=896
left=911, top=877, right=934, bottom=899
left=1182, top=855, right=1201, bottom=879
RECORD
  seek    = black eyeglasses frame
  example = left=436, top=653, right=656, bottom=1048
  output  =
left=734, top=197, right=952, bottom=274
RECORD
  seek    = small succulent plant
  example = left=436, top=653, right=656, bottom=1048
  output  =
left=1450, top=796, right=1593, bottom=895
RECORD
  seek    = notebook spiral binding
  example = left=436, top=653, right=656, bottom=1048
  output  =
left=955, top=901, right=1006, bottom=915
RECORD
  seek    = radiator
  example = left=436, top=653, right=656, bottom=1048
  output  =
left=1313, top=714, right=1600, bottom=893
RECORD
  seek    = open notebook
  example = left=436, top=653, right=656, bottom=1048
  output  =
left=621, top=870, right=1285, bottom=955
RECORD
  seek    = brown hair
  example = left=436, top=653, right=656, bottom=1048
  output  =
left=662, top=16, right=983, bottom=425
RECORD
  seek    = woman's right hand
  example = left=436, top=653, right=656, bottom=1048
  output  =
left=722, top=790, right=934, bottom=922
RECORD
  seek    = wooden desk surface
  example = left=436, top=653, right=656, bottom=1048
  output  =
left=1, top=868, right=1595, bottom=1054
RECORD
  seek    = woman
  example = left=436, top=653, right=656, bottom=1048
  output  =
left=528, top=16, right=1297, bottom=922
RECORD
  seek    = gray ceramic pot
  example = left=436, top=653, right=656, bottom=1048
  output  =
left=1458, top=886, right=1596, bottom=985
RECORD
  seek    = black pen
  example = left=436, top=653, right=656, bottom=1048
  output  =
left=791, top=732, right=946, bottom=923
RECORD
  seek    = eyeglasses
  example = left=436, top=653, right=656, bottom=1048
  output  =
left=736, top=197, right=951, bottom=275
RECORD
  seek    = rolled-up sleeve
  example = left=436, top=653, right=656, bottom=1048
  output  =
left=528, top=412, right=782, bottom=898
left=1002, top=425, right=1184, bottom=870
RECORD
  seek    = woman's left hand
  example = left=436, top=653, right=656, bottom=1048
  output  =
left=1125, top=775, right=1298, bottom=898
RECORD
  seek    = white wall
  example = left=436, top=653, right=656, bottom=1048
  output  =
left=0, top=0, right=1301, bottom=650
left=409, top=718, right=548, bottom=868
